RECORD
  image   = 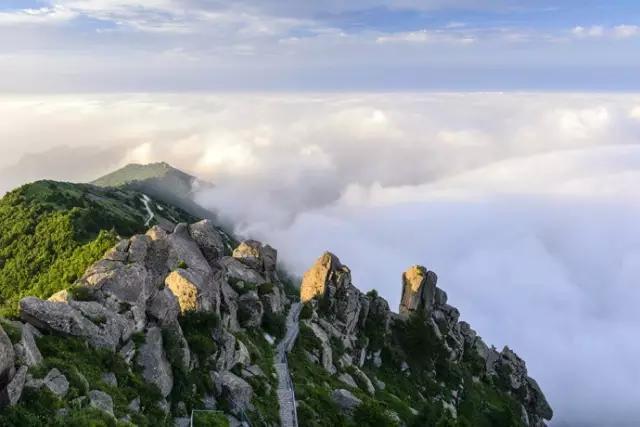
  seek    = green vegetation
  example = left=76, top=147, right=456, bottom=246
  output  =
left=192, top=411, right=230, bottom=427
left=233, top=329, right=280, bottom=426
left=0, top=333, right=167, bottom=427
left=261, top=311, right=286, bottom=340
left=0, top=180, right=193, bottom=315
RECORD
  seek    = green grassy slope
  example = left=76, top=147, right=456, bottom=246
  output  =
left=0, top=180, right=195, bottom=315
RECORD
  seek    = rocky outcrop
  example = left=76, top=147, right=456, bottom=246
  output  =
left=399, top=265, right=438, bottom=317
left=89, top=389, right=114, bottom=416
left=3, top=365, right=27, bottom=406
left=18, top=323, right=42, bottom=367
left=219, top=257, right=267, bottom=285
left=0, top=325, right=15, bottom=390
left=213, top=371, right=253, bottom=413
left=331, top=389, right=362, bottom=413
left=137, top=327, right=173, bottom=397
left=237, top=291, right=263, bottom=328
left=298, top=253, right=553, bottom=426
left=189, top=220, right=226, bottom=262
left=44, top=368, right=69, bottom=397
left=232, top=240, right=278, bottom=280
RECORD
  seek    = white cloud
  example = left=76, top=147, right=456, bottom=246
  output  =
left=0, top=6, right=77, bottom=25
left=572, top=24, right=640, bottom=40
left=3, top=93, right=640, bottom=425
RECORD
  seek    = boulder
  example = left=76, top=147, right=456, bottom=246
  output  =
left=127, top=234, right=150, bottom=264
left=48, top=290, right=70, bottom=303
left=232, top=241, right=263, bottom=270
left=260, top=284, right=284, bottom=315
left=0, top=324, right=15, bottom=389
left=220, top=282, right=240, bottom=331
left=20, top=323, right=43, bottom=367
left=80, top=260, right=154, bottom=308
left=337, top=373, right=358, bottom=388
left=213, top=371, right=254, bottom=413
left=68, top=300, right=134, bottom=347
left=20, top=297, right=121, bottom=351
left=331, top=389, right=362, bottom=413
left=89, top=389, right=114, bottom=416
left=352, top=367, right=375, bottom=395
left=189, top=220, right=226, bottom=262
left=2, top=365, right=27, bottom=406
left=238, top=291, right=264, bottom=328
left=44, top=368, right=69, bottom=397
left=147, top=288, right=180, bottom=325
left=399, top=265, right=437, bottom=317
left=167, top=223, right=212, bottom=277
left=219, top=257, right=267, bottom=285
left=137, top=327, right=173, bottom=397
left=308, top=322, right=335, bottom=374
left=214, top=330, right=250, bottom=371
left=102, top=372, right=118, bottom=387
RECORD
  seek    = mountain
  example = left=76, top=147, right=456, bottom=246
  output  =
left=0, top=166, right=552, bottom=427
left=92, top=162, right=215, bottom=221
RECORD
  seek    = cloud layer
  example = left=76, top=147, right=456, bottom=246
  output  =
left=2, top=1, right=640, bottom=91
left=2, top=92, right=640, bottom=425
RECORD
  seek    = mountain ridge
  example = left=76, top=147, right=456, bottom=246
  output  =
left=0, top=165, right=552, bottom=427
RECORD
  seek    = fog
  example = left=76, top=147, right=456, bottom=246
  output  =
left=1, top=92, right=640, bottom=425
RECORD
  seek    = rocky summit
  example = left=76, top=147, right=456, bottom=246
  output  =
left=0, top=173, right=552, bottom=427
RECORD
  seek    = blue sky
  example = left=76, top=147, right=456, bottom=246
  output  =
left=0, top=0, right=639, bottom=91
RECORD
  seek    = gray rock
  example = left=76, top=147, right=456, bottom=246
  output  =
left=0, top=324, right=15, bottom=389
left=20, top=297, right=118, bottom=351
left=69, top=300, right=134, bottom=348
left=331, top=389, right=362, bottom=413
left=81, top=260, right=155, bottom=309
left=213, top=371, right=254, bottom=413
left=220, top=282, right=240, bottom=331
left=128, top=397, right=141, bottom=413
left=220, top=257, right=267, bottom=285
left=167, top=223, right=212, bottom=277
left=20, top=323, right=43, bottom=367
left=174, top=418, right=190, bottom=427
left=214, top=330, right=250, bottom=371
left=102, top=372, right=118, bottom=387
left=308, top=322, right=335, bottom=374
left=352, top=367, right=375, bottom=395
left=89, top=389, right=114, bottom=416
left=189, top=220, right=226, bottom=262
left=127, top=234, right=150, bottom=264
left=136, top=327, right=173, bottom=397
left=44, top=368, right=69, bottom=397
left=4, top=365, right=27, bottom=406
left=337, top=373, right=358, bottom=388
left=260, top=284, right=284, bottom=316
left=238, top=291, right=263, bottom=328
left=232, top=240, right=264, bottom=271
left=146, top=288, right=180, bottom=325
left=119, top=340, right=136, bottom=365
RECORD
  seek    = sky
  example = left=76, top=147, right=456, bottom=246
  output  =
left=2, top=1, right=640, bottom=427
left=0, top=0, right=640, bottom=91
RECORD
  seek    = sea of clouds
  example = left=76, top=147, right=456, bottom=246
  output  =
left=2, top=92, right=640, bottom=425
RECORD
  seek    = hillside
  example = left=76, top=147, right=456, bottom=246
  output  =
left=92, top=162, right=214, bottom=220
left=0, top=180, right=199, bottom=315
left=0, top=169, right=552, bottom=427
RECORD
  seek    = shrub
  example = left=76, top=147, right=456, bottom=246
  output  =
left=353, top=400, right=400, bottom=427
left=262, top=311, right=286, bottom=339
left=257, top=282, right=274, bottom=296
left=300, top=303, right=314, bottom=320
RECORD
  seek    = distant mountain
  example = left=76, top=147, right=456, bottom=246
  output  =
left=92, top=162, right=215, bottom=220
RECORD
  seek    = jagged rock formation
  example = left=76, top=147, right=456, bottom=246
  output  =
left=0, top=218, right=290, bottom=426
left=293, top=252, right=553, bottom=427
left=0, top=172, right=553, bottom=427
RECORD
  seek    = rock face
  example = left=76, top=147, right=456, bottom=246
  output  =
left=44, top=368, right=69, bottom=397
left=399, top=265, right=438, bottom=317
left=298, top=253, right=553, bottom=427
left=137, top=327, right=173, bottom=397
left=3, top=365, right=27, bottom=406
left=237, top=292, right=264, bottom=328
left=89, top=389, right=114, bottom=416
left=232, top=240, right=278, bottom=280
left=331, top=389, right=362, bottom=413
left=0, top=325, right=15, bottom=389
left=213, top=371, right=253, bottom=413
left=189, top=220, right=226, bottom=262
